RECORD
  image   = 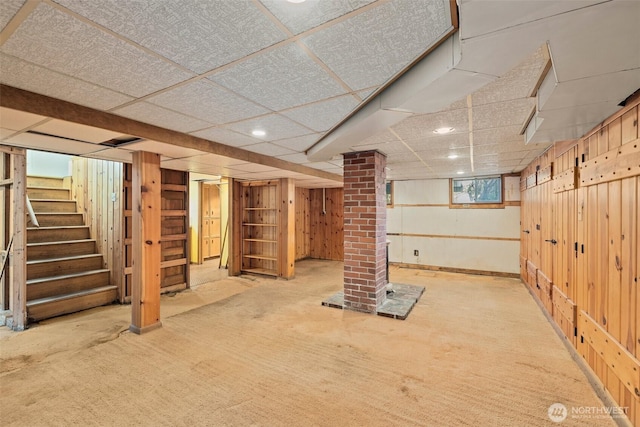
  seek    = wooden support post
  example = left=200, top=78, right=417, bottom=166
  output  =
left=11, top=149, right=26, bottom=330
left=130, top=151, right=162, bottom=334
left=228, top=179, right=242, bottom=276
left=278, top=178, right=295, bottom=279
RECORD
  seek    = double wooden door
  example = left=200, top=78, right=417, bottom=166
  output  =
left=202, top=183, right=221, bottom=259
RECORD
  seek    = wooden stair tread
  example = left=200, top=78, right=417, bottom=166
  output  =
left=27, top=253, right=102, bottom=265
left=27, top=225, right=88, bottom=231
left=27, top=268, right=110, bottom=284
left=27, top=285, right=117, bottom=306
left=28, top=238, right=96, bottom=247
left=28, top=199, right=75, bottom=202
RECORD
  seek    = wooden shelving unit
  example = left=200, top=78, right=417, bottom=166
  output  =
left=231, top=178, right=295, bottom=279
left=241, top=182, right=279, bottom=276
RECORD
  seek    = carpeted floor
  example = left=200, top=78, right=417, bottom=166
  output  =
left=0, top=260, right=620, bottom=426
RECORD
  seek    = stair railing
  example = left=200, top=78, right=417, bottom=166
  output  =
left=26, top=195, right=39, bottom=228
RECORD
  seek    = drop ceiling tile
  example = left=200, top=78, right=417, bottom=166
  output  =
left=473, top=126, right=524, bottom=145
left=271, top=134, right=321, bottom=152
left=474, top=143, right=530, bottom=156
left=357, top=88, right=378, bottom=100
left=473, top=98, right=535, bottom=131
left=226, top=114, right=312, bottom=142
left=260, top=0, right=375, bottom=35
left=180, top=153, right=249, bottom=168
left=113, top=102, right=211, bottom=133
left=275, top=152, right=310, bottom=164
left=0, top=53, right=133, bottom=110
left=243, top=143, right=296, bottom=157
left=281, top=95, right=359, bottom=132
left=54, top=0, right=286, bottom=74
left=302, top=0, right=452, bottom=90
left=392, top=108, right=470, bottom=143
left=85, top=148, right=133, bottom=163
left=0, top=107, right=47, bottom=131
left=191, top=127, right=261, bottom=148
left=32, top=120, right=124, bottom=144
left=209, top=43, right=345, bottom=111
left=124, top=140, right=206, bottom=159
left=0, top=0, right=26, bottom=31
left=1, top=3, right=194, bottom=98
left=472, top=47, right=548, bottom=106
left=1, top=128, right=17, bottom=140
left=5, top=132, right=102, bottom=155
left=352, top=129, right=399, bottom=147
left=147, top=80, right=269, bottom=125
left=406, top=133, right=471, bottom=151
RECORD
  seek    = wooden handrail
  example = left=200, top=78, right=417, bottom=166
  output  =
left=26, top=195, right=39, bottom=228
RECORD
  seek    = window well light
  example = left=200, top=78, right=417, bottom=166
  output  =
left=433, top=127, right=455, bottom=135
left=447, top=154, right=458, bottom=159
left=251, top=129, right=266, bottom=137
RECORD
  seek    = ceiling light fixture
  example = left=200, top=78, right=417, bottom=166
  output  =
left=433, top=127, right=455, bottom=135
left=456, top=171, right=464, bottom=175
left=251, top=129, right=266, bottom=137
left=286, top=0, right=306, bottom=3
left=447, top=154, right=458, bottom=159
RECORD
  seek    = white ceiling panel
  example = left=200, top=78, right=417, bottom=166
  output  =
left=0, top=0, right=26, bottom=31
left=5, top=132, right=102, bottom=155
left=392, top=108, right=470, bottom=142
left=275, top=152, right=309, bottom=165
left=32, top=119, right=124, bottom=144
left=302, top=0, right=452, bottom=90
left=406, top=133, right=471, bottom=152
left=191, top=127, right=261, bottom=148
left=226, top=114, right=313, bottom=142
left=472, top=98, right=535, bottom=131
left=124, top=140, right=206, bottom=160
left=271, top=134, right=322, bottom=152
left=281, top=95, right=359, bottom=132
left=113, top=102, right=211, bottom=134
left=0, top=107, right=47, bottom=131
left=0, top=128, right=17, bottom=140
left=260, top=0, right=375, bottom=35
left=243, top=142, right=296, bottom=157
left=0, top=53, right=133, bottom=110
left=53, top=0, right=286, bottom=74
left=85, top=148, right=133, bottom=164
left=473, top=126, right=525, bottom=146
left=179, top=153, right=249, bottom=168
left=147, top=80, right=269, bottom=125
left=0, top=3, right=194, bottom=98
left=209, top=43, right=345, bottom=111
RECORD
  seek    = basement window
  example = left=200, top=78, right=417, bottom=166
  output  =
left=450, top=175, right=502, bottom=207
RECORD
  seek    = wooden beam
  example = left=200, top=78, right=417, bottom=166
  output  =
left=0, top=85, right=342, bottom=183
left=130, top=151, right=162, bottom=334
left=11, top=152, right=26, bottom=330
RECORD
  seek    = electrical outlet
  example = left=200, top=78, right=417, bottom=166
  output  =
left=414, top=250, right=419, bottom=256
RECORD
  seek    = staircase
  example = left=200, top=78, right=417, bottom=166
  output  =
left=26, top=176, right=117, bottom=322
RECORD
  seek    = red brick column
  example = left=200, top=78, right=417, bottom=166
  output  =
left=343, top=150, right=387, bottom=313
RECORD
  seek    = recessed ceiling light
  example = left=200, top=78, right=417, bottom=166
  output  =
left=456, top=171, right=464, bottom=175
left=251, top=129, right=266, bottom=137
left=433, top=127, right=455, bottom=135
left=447, top=154, right=458, bottom=159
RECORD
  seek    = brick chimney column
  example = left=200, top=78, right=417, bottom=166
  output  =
left=342, top=150, right=387, bottom=313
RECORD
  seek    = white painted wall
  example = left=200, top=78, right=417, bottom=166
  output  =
left=26, top=150, right=72, bottom=177
left=387, top=179, right=520, bottom=274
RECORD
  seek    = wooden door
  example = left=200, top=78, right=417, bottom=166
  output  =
left=202, top=183, right=221, bottom=259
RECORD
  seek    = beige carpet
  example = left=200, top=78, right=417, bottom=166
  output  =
left=0, top=260, right=620, bottom=426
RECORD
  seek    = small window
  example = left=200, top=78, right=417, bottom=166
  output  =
left=451, top=176, right=502, bottom=204
left=386, top=181, right=393, bottom=207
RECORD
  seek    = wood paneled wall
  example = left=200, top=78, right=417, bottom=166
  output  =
left=521, top=96, right=639, bottom=426
left=71, top=158, right=123, bottom=297
left=294, top=187, right=343, bottom=261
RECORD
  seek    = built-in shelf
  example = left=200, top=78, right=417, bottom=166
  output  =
left=243, top=254, right=277, bottom=261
